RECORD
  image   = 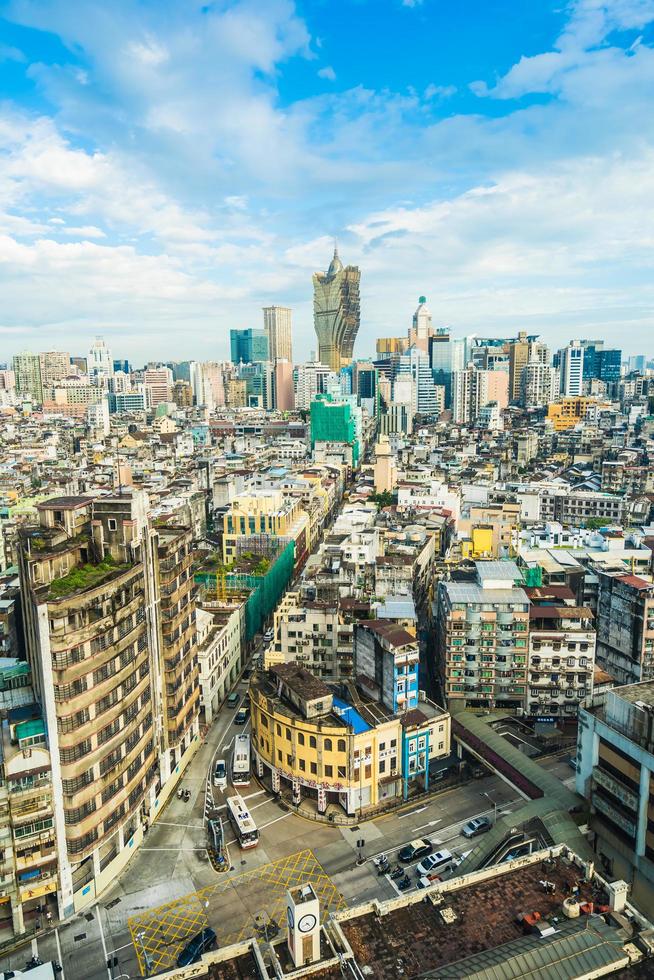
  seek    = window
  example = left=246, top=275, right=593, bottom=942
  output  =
left=379, top=760, right=386, bottom=773
left=325, top=765, right=333, bottom=777
left=379, top=742, right=386, bottom=751
left=310, top=762, right=317, bottom=775
left=287, top=754, right=293, bottom=765
left=390, top=739, right=396, bottom=748
left=337, top=739, right=346, bottom=752
left=108, top=518, right=117, bottom=531
left=364, top=764, right=371, bottom=779
left=390, top=756, right=397, bottom=771
left=299, top=759, right=306, bottom=771
left=285, top=728, right=291, bottom=740
left=324, top=738, right=332, bottom=751
left=276, top=723, right=281, bottom=736
left=337, top=766, right=346, bottom=779
left=277, top=750, right=282, bottom=762
left=309, top=736, right=317, bottom=748
left=298, top=733, right=305, bottom=746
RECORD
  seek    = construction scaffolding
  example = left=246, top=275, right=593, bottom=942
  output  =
left=195, top=535, right=295, bottom=642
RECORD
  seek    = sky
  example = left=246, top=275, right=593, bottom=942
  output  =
left=0, top=0, right=654, bottom=365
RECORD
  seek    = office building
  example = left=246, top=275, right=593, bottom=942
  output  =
left=87, top=337, right=113, bottom=382
left=437, top=561, right=529, bottom=709
left=17, top=494, right=200, bottom=919
left=376, top=337, right=408, bottom=359
left=230, top=328, right=269, bottom=365
left=577, top=681, right=654, bottom=909
left=312, top=247, right=361, bottom=372
left=597, top=349, right=622, bottom=385
left=429, top=330, right=466, bottom=409
left=113, top=359, right=130, bottom=375
left=70, top=356, right=88, bottom=374
left=293, top=360, right=338, bottom=411
left=263, top=306, right=293, bottom=362
left=409, top=296, right=433, bottom=351
left=559, top=341, right=585, bottom=396
left=108, top=390, right=151, bottom=413
left=273, top=358, right=295, bottom=411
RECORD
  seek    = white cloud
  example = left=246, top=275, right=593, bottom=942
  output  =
left=317, top=65, right=336, bottom=81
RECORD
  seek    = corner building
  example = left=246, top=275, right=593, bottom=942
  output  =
left=18, top=493, right=200, bottom=918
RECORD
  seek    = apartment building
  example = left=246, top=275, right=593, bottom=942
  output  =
left=250, top=662, right=449, bottom=815
left=354, top=621, right=419, bottom=714
left=222, top=491, right=310, bottom=572
left=577, top=682, right=654, bottom=910
left=267, top=592, right=355, bottom=680
left=596, top=571, right=654, bottom=686
left=437, top=561, right=529, bottom=709
left=195, top=599, right=244, bottom=724
left=17, top=492, right=200, bottom=919
left=538, top=488, right=624, bottom=526
left=526, top=597, right=595, bottom=724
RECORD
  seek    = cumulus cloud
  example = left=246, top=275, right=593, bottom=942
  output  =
left=317, top=65, right=336, bottom=80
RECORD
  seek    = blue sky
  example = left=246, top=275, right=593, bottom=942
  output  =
left=0, top=0, right=653, bottom=363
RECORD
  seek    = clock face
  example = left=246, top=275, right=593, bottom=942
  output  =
left=286, top=906, right=294, bottom=930
left=298, top=913, right=317, bottom=933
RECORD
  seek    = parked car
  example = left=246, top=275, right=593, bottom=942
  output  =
left=226, top=693, right=240, bottom=708
left=416, top=849, right=454, bottom=878
left=213, top=759, right=227, bottom=790
left=263, top=629, right=274, bottom=642
left=398, top=838, right=432, bottom=863
left=417, top=874, right=440, bottom=889
left=461, top=816, right=492, bottom=839
left=234, top=707, right=248, bottom=725
left=176, top=928, right=218, bottom=967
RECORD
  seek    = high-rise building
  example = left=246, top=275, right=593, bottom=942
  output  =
left=230, top=328, right=269, bottom=365
left=520, top=358, right=559, bottom=408
left=273, top=358, right=294, bottom=411
left=559, top=341, right=585, bottom=396
left=238, top=361, right=273, bottom=409
left=452, top=365, right=508, bottom=424
left=376, top=337, right=408, bottom=359
left=409, top=296, right=433, bottom=352
left=262, top=306, right=292, bottom=362
left=596, top=571, right=654, bottom=686
left=12, top=352, right=43, bottom=403
left=88, top=337, right=113, bottom=382
left=113, top=359, right=130, bottom=375
left=293, top=360, right=338, bottom=410
left=39, top=351, right=71, bottom=388
left=312, top=247, right=361, bottom=372
left=410, top=348, right=441, bottom=415
left=428, top=329, right=466, bottom=409
left=437, top=560, right=529, bottom=709
left=310, top=395, right=359, bottom=468
left=508, top=333, right=548, bottom=402
left=17, top=493, right=200, bottom=919
left=597, top=349, right=622, bottom=385
left=70, top=356, right=88, bottom=374
left=143, top=366, right=173, bottom=406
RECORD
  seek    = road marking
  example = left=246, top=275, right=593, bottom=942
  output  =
left=258, top=811, right=293, bottom=831
left=95, top=904, right=112, bottom=980
left=242, top=789, right=266, bottom=801
left=153, top=821, right=206, bottom=829
left=412, top=819, right=443, bottom=832
left=398, top=806, right=427, bottom=819
left=55, top=928, right=66, bottom=979
left=31, top=936, right=38, bottom=957
left=249, top=799, right=275, bottom=813
left=140, top=847, right=209, bottom=851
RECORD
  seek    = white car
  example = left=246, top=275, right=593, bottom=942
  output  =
left=416, top=849, right=454, bottom=878
left=213, top=759, right=227, bottom=790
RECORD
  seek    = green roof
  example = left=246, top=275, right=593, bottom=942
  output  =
left=16, top=718, right=45, bottom=740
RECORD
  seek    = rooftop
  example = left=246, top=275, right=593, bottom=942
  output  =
left=270, top=663, right=332, bottom=701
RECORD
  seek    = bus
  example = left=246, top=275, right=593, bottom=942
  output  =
left=226, top=794, right=259, bottom=849
left=232, top=733, right=251, bottom=786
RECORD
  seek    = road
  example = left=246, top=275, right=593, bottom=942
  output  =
left=0, top=686, right=576, bottom=980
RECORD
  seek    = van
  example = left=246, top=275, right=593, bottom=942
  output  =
left=416, top=849, right=454, bottom=878
left=226, top=693, right=239, bottom=708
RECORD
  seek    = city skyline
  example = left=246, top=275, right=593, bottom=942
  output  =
left=0, top=0, right=653, bottom=361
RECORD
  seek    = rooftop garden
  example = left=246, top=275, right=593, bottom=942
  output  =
left=48, top=555, right=131, bottom=600
left=199, top=550, right=271, bottom=577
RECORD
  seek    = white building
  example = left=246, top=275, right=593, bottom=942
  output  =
left=87, top=337, right=113, bottom=383
left=195, top=602, right=244, bottom=724
left=294, top=360, right=338, bottom=410
left=521, top=359, right=559, bottom=408
left=559, top=341, right=585, bottom=396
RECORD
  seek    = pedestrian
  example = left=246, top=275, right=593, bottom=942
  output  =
left=46, top=911, right=53, bottom=924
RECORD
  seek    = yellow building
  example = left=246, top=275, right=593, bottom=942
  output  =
left=250, top=663, right=450, bottom=816
left=547, top=397, right=608, bottom=431
left=222, top=491, right=310, bottom=570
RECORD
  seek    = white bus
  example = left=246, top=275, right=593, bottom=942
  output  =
left=232, top=733, right=251, bottom=786
left=226, top=794, right=259, bottom=849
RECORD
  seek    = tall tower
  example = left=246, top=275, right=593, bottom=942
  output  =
left=312, top=247, right=360, bottom=372
left=263, top=306, right=293, bottom=362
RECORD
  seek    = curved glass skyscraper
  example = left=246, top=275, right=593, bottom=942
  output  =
left=312, top=247, right=361, bottom=371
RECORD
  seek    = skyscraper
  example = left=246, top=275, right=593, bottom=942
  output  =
left=230, top=328, right=269, bottom=364
left=559, top=341, right=585, bottom=396
left=312, top=247, right=361, bottom=372
left=88, top=337, right=113, bottom=382
left=39, top=351, right=71, bottom=388
left=263, top=306, right=293, bottom=362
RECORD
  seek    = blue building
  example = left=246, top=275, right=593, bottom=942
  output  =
left=230, top=328, right=269, bottom=364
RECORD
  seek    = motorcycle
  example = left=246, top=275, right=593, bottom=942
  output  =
left=177, top=788, right=184, bottom=800
left=397, top=875, right=411, bottom=891
left=183, top=789, right=191, bottom=802
left=377, top=860, right=390, bottom=876
left=373, top=853, right=387, bottom=868
left=389, top=866, right=404, bottom=880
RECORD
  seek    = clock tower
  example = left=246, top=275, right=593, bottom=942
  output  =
left=286, top=883, right=320, bottom=967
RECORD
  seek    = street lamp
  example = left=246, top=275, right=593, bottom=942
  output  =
left=481, top=790, right=498, bottom=826
left=135, top=931, right=154, bottom=977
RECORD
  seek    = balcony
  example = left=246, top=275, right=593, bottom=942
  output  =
left=592, top=791, right=637, bottom=837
